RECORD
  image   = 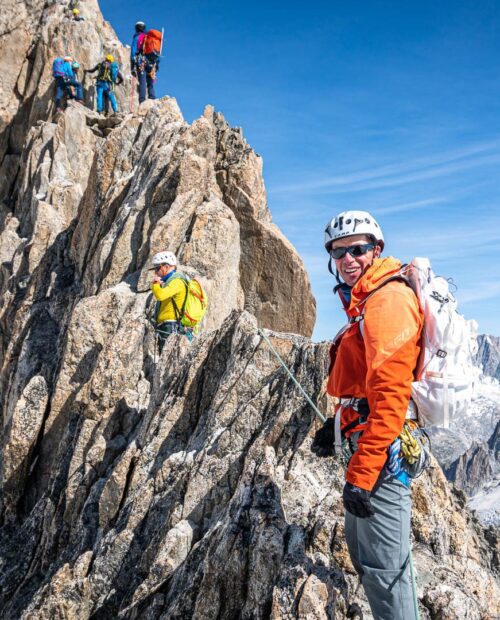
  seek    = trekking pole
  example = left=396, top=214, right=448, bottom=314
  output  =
left=160, top=27, right=164, bottom=56
left=257, top=328, right=326, bottom=423
left=409, top=547, right=420, bottom=620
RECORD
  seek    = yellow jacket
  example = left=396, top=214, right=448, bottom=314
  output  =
left=151, top=274, right=188, bottom=323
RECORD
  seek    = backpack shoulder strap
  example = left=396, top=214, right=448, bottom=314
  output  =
left=169, top=273, right=189, bottom=322
left=352, top=269, right=412, bottom=322
left=352, top=270, right=414, bottom=340
left=331, top=269, right=412, bottom=345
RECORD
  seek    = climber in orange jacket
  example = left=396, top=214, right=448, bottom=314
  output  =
left=327, top=253, right=423, bottom=491
left=311, top=210, right=423, bottom=620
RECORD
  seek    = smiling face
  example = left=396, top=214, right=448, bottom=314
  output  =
left=331, top=233, right=381, bottom=286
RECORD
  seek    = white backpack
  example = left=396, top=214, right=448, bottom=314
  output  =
left=404, top=257, right=478, bottom=428
left=354, top=257, right=479, bottom=428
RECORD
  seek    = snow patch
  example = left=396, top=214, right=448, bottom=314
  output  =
left=469, top=478, right=500, bottom=526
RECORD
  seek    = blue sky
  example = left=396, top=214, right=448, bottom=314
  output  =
left=101, top=0, right=500, bottom=340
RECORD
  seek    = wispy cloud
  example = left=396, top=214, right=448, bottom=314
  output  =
left=270, top=139, right=500, bottom=195
left=277, top=197, right=449, bottom=219
left=396, top=217, right=500, bottom=248
left=333, top=154, right=500, bottom=194
left=456, top=281, right=500, bottom=305
left=373, top=197, right=448, bottom=215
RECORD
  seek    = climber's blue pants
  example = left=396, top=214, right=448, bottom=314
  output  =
left=96, top=81, right=117, bottom=113
left=138, top=68, right=156, bottom=103
left=55, top=77, right=69, bottom=108
left=66, top=79, right=83, bottom=101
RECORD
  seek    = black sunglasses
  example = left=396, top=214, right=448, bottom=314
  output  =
left=330, top=243, right=375, bottom=260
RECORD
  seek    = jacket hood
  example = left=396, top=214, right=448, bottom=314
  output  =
left=349, top=257, right=403, bottom=310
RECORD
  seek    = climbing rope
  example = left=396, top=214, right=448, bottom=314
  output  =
left=257, top=328, right=326, bottom=423
left=400, top=421, right=422, bottom=464
left=409, top=546, right=420, bottom=619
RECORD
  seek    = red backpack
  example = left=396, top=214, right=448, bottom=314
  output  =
left=143, top=29, right=162, bottom=56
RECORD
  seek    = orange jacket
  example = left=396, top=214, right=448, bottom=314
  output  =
left=327, top=257, right=423, bottom=491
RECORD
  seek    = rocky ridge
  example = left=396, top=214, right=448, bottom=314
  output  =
left=428, top=372, right=500, bottom=525
left=1, top=311, right=499, bottom=619
left=475, top=334, right=500, bottom=381
left=0, top=0, right=132, bottom=203
left=0, top=1, right=498, bottom=618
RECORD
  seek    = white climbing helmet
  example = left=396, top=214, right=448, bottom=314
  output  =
left=151, top=251, right=177, bottom=268
left=324, top=210, right=384, bottom=252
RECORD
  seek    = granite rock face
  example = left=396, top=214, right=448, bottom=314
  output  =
left=0, top=0, right=315, bottom=335
left=0, top=94, right=315, bottom=336
left=0, top=1, right=498, bottom=619
left=0, top=312, right=499, bottom=619
left=0, top=0, right=132, bottom=202
left=444, top=440, right=495, bottom=495
left=475, top=334, right=500, bottom=381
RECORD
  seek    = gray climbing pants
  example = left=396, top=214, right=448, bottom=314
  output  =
left=345, top=475, right=416, bottom=620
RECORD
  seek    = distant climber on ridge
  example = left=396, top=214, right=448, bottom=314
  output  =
left=130, top=21, right=162, bottom=104
left=72, top=8, right=85, bottom=21
left=71, top=60, right=81, bottom=80
left=149, top=251, right=207, bottom=352
left=52, top=55, right=84, bottom=112
left=85, top=54, right=123, bottom=115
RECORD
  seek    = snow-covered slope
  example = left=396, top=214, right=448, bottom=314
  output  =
left=469, top=479, right=500, bottom=527
left=429, top=375, right=500, bottom=525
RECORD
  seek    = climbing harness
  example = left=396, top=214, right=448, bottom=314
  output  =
left=147, top=61, right=156, bottom=80
left=257, top=328, right=325, bottom=423
left=134, top=53, right=146, bottom=73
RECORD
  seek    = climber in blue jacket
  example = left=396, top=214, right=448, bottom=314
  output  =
left=53, top=55, right=83, bottom=111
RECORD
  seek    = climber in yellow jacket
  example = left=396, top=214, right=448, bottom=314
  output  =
left=150, top=251, right=189, bottom=351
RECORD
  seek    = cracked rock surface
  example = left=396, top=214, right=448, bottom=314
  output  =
left=0, top=311, right=498, bottom=618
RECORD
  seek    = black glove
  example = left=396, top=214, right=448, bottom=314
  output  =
left=311, top=417, right=337, bottom=457
left=343, top=482, right=375, bottom=518
left=131, top=68, right=137, bottom=77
